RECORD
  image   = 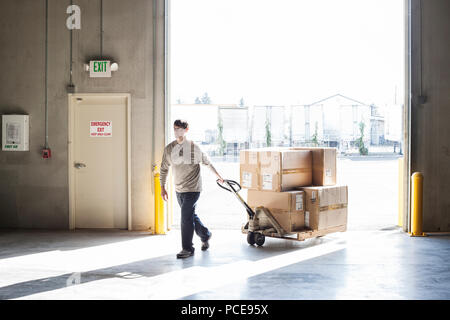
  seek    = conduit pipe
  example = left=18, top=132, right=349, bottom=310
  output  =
left=44, top=0, right=50, bottom=151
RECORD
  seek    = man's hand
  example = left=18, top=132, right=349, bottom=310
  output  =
left=161, top=187, right=168, bottom=201
left=217, top=177, right=225, bottom=184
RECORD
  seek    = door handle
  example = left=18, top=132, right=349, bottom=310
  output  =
left=74, top=162, right=86, bottom=169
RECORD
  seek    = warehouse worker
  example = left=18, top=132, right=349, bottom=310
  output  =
left=160, top=119, right=224, bottom=259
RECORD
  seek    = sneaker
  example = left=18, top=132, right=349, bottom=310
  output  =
left=201, top=233, right=212, bottom=251
left=176, top=248, right=194, bottom=259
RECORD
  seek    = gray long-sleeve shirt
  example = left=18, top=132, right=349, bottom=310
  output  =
left=159, top=139, right=217, bottom=193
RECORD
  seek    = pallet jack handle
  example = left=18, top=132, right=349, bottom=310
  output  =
left=216, top=179, right=241, bottom=192
left=216, top=179, right=255, bottom=219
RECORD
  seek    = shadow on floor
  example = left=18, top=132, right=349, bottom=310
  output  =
left=0, top=233, right=337, bottom=299
left=0, top=229, right=153, bottom=260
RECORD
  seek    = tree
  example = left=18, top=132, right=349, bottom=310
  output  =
left=216, top=112, right=227, bottom=156
left=239, top=97, right=245, bottom=107
left=265, top=117, right=272, bottom=147
left=356, top=121, right=368, bottom=155
left=194, top=92, right=212, bottom=104
left=311, top=121, right=319, bottom=147
left=201, top=92, right=211, bottom=104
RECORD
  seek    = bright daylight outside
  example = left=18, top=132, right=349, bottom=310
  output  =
left=168, top=0, right=405, bottom=232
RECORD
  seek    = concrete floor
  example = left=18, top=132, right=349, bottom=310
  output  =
left=0, top=228, right=449, bottom=300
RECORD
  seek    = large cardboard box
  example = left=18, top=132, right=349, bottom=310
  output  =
left=301, top=185, right=348, bottom=231
left=240, top=149, right=312, bottom=191
left=240, top=149, right=260, bottom=190
left=247, top=189, right=306, bottom=232
left=290, top=147, right=336, bottom=186
left=259, top=149, right=312, bottom=192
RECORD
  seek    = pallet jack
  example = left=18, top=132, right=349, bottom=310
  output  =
left=216, top=179, right=288, bottom=247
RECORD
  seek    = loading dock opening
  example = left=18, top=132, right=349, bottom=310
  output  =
left=163, top=0, right=410, bottom=235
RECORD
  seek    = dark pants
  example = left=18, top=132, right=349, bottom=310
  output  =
left=176, top=191, right=211, bottom=251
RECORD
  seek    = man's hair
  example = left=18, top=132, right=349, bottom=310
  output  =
left=174, top=119, right=189, bottom=129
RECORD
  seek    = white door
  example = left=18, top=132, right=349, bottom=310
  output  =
left=69, top=94, right=130, bottom=229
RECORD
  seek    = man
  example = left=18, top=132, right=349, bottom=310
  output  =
left=160, top=119, right=224, bottom=259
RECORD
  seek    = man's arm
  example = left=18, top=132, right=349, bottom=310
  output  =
left=160, top=148, right=170, bottom=200
left=199, top=147, right=224, bottom=183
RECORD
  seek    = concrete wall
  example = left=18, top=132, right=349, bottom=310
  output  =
left=410, top=0, right=450, bottom=231
left=0, top=0, right=165, bottom=230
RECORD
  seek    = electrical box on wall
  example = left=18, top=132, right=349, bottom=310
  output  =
left=2, top=115, right=30, bottom=151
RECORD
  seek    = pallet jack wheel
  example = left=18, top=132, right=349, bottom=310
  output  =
left=255, top=233, right=265, bottom=246
left=247, top=232, right=256, bottom=245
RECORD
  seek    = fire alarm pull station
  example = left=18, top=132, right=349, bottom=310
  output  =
left=1, top=115, right=30, bottom=151
left=42, top=148, right=51, bottom=159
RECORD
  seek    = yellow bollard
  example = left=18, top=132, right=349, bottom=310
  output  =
left=398, top=157, right=404, bottom=227
left=410, top=172, right=427, bottom=237
left=154, top=167, right=165, bottom=235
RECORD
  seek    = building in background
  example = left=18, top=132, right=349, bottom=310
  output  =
left=171, top=103, right=247, bottom=158
left=249, top=105, right=286, bottom=148
left=204, top=129, right=218, bottom=144
left=384, top=104, right=404, bottom=153
left=370, top=104, right=385, bottom=145
left=219, top=106, right=249, bottom=157
left=291, top=94, right=380, bottom=152
left=172, top=96, right=402, bottom=157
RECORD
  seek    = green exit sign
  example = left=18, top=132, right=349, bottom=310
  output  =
left=89, top=60, right=111, bottom=78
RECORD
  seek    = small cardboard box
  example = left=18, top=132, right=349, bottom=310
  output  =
left=247, top=189, right=306, bottom=232
left=240, top=149, right=260, bottom=190
left=259, top=149, right=312, bottom=192
left=301, top=185, right=348, bottom=231
left=290, top=147, right=336, bottom=186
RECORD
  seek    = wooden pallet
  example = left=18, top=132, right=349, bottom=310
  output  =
left=295, top=225, right=346, bottom=241
left=242, top=224, right=346, bottom=242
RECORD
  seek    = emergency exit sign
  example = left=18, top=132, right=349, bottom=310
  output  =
left=90, top=121, right=112, bottom=137
left=89, top=60, right=111, bottom=78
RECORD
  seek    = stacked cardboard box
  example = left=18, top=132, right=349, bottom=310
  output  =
left=240, top=149, right=259, bottom=190
left=247, top=190, right=306, bottom=232
left=241, top=147, right=348, bottom=233
left=241, top=148, right=311, bottom=233
left=240, top=148, right=312, bottom=192
left=301, top=185, right=348, bottom=231
left=290, top=147, right=336, bottom=186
